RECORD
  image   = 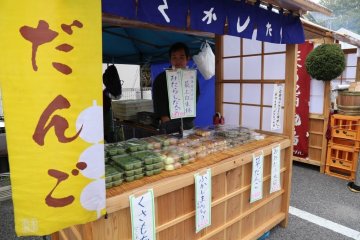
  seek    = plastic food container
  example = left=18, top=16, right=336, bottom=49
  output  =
left=124, top=170, right=135, bottom=177
left=153, top=168, right=162, bottom=175
left=195, top=128, right=212, bottom=137
left=143, top=137, right=162, bottom=149
left=134, top=168, right=143, bottom=175
left=117, top=147, right=126, bottom=155
left=151, top=135, right=170, bottom=146
left=164, top=162, right=182, bottom=171
left=181, top=159, right=189, bottom=165
left=108, top=148, right=118, bottom=156
left=112, top=179, right=124, bottom=187
left=125, top=176, right=135, bottom=182
left=145, top=164, right=155, bottom=171
left=145, top=170, right=154, bottom=176
left=105, top=165, right=123, bottom=183
left=131, top=151, right=163, bottom=165
left=112, top=154, right=142, bottom=170
left=153, top=162, right=164, bottom=169
left=134, top=173, right=144, bottom=180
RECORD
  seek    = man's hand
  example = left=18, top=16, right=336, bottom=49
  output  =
left=161, top=116, right=170, bottom=123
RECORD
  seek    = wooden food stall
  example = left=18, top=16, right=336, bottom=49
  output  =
left=57, top=135, right=291, bottom=240
left=53, top=1, right=331, bottom=239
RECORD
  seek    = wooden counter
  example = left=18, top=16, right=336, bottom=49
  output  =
left=54, top=134, right=292, bottom=240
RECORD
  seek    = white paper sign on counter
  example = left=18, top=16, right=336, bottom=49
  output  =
left=271, top=84, right=284, bottom=130
left=181, top=69, right=197, bottom=117
left=129, top=189, right=156, bottom=240
left=194, top=168, right=212, bottom=233
left=166, top=69, right=197, bottom=119
left=270, top=145, right=281, bottom=194
left=250, top=151, right=264, bottom=203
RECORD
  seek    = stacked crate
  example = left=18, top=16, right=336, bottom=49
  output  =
left=325, top=114, right=360, bottom=181
left=111, top=99, right=153, bottom=121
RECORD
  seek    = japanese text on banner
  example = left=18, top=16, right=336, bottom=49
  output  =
left=166, top=69, right=197, bottom=119
left=194, top=169, right=212, bottom=233
left=250, top=152, right=264, bottom=203
left=129, top=189, right=156, bottom=240
left=293, top=42, right=313, bottom=158
left=0, top=1, right=104, bottom=236
left=270, top=145, right=281, bottom=193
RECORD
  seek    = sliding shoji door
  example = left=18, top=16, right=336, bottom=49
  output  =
left=218, top=35, right=287, bottom=134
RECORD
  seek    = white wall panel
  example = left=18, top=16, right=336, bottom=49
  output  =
left=223, top=104, right=240, bottom=125
left=343, top=67, right=356, bottom=79
left=264, top=42, right=286, bottom=53
left=241, top=106, right=260, bottom=129
left=243, top=38, right=261, bottom=55
left=242, top=84, right=261, bottom=104
left=223, top=35, right=241, bottom=57
left=309, top=79, right=324, bottom=114
left=263, top=84, right=274, bottom=106
left=223, top=83, right=240, bottom=103
left=223, top=58, right=241, bottom=80
left=264, top=54, right=286, bottom=80
left=243, top=56, right=261, bottom=80
left=346, top=53, right=357, bottom=66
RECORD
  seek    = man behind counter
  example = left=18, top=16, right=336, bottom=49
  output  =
left=152, top=42, right=200, bottom=132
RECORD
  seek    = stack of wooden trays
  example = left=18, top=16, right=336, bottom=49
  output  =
left=325, top=114, right=360, bottom=181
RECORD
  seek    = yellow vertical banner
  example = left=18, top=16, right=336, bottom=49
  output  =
left=0, top=1, right=105, bottom=236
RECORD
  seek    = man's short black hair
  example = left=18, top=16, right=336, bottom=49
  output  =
left=169, top=42, right=190, bottom=58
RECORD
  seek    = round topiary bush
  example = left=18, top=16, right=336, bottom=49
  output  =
left=305, top=44, right=345, bottom=81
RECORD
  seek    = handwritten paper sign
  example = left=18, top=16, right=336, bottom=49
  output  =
left=166, top=69, right=197, bottom=119
left=129, top=189, right=156, bottom=240
left=270, top=145, right=281, bottom=193
left=271, top=84, right=284, bottom=130
left=194, top=169, right=212, bottom=233
left=250, top=152, right=264, bottom=203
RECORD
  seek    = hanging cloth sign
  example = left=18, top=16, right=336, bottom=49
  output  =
left=194, top=169, right=212, bottom=233
left=166, top=69, right=197, bottom=119
left=138, top=0, right=188, bottom=28
left=226, top=1, right=256, bottom=39
left=250, top=151, right=264, bottom=203
left=190, top=0, right=226, bottom=35
left=0, top=1, right=105, bottom=236
left=129, top=189, right=156, bottom=240
left=102, top=0, right=305, bottom=44
left=271, top=84, right=284, bottom=131
left=270, top=145, right=281, bottom=194
left=282, top=14, right=305, bottom=44
left=102, top=0, right=136, bottom=19
left=293, top=42, right=314, bottom=158
left=255, top=6, right=283, bottom=44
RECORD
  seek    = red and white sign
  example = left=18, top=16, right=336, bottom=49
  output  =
left=293, top=42, right=314, bottom=158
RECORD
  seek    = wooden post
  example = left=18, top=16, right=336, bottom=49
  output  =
left=320, top=81, right=330, bottom=173
left=356, top=48, right=360, bottom=82
left=215, top=35, right=223, bottom=114
left=280, top=44, right=297, bottom=227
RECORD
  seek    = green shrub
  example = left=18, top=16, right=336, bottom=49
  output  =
left=305, top=44, right=345, bottom=81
